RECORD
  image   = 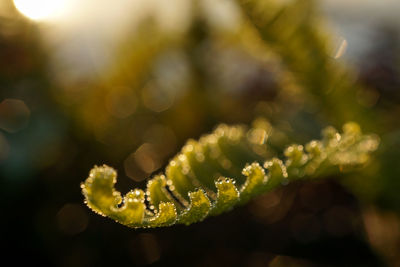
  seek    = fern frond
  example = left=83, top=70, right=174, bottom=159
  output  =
left=236, top=0, right=371, bottom=125
left=81, top=121, right=378, bottom=228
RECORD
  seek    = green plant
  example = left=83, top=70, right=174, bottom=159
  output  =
left=82, top=120, right=378, bottom=228
left=80, top=0, right=381, bottom=230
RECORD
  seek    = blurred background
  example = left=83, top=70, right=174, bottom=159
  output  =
left=1, top=0, right=399, bottom=266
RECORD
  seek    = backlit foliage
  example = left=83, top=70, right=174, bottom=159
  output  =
left=82, top=121, right=378, bottom=228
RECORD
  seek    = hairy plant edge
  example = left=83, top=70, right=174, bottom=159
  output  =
left=81, top=120, right=379, bottom=229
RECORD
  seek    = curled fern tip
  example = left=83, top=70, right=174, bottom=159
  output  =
left=82, top=121, right=379, bottom=228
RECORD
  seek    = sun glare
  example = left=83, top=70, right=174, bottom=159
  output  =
left=13, top=0, right=69, bottom=21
